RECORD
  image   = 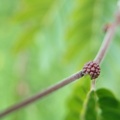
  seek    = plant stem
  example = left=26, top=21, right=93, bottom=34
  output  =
left=94, top=23, right=117, bottom=64
left=91, top=79, right=96, bottom=91
left=0, top=71, right=83, bottom=118
left=94, top=10, right=120, bottom=64
left=0, top=10, right=120, bottom=119
left=92, top=10, right=120, bottom=89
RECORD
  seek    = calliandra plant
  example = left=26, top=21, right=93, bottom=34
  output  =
left=0, top=5, right=120, bottom=120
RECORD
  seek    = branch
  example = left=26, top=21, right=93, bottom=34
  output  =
left=94, top=24, right=116, bottom=64
left=94, top=10, right=120, bottom=64
left=0, top=71, right=84, bottom=118
left=0, top=10, right=120, bottom=118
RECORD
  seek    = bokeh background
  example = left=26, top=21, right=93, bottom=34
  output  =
left=0, top=0, right=120, bottom=120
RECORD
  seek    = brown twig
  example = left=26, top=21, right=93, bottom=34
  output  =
left=0, top=10, right=120, bottom=118
left=94, top=10, right=120, bottom=64
left=94, top=23, right=117, bottom=64
left=0, top=71, right=84, bottom=118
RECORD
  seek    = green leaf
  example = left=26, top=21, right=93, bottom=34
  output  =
left=65, top=76, right=91, bottom=120
left=81, top=90, right=99, bottom=120
left=66, top=87, right=120, bottom=120
left=97, top=88, right=120, bottom=120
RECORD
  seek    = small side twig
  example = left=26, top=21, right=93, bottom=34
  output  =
left=0, top=9, right=120, bottom=118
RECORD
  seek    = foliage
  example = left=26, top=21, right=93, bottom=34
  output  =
left=65, top=76, right=91, bottom=120
left=0, top=0, right=120, bottom=120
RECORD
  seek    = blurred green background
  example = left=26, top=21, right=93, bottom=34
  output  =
left=0, top=0, right=120, bottom=120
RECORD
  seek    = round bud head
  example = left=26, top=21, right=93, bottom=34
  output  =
left=82, top=61, right=100, bottom=80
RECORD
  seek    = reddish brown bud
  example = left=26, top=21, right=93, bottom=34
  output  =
left=82, top=61, right=100, bottom=80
